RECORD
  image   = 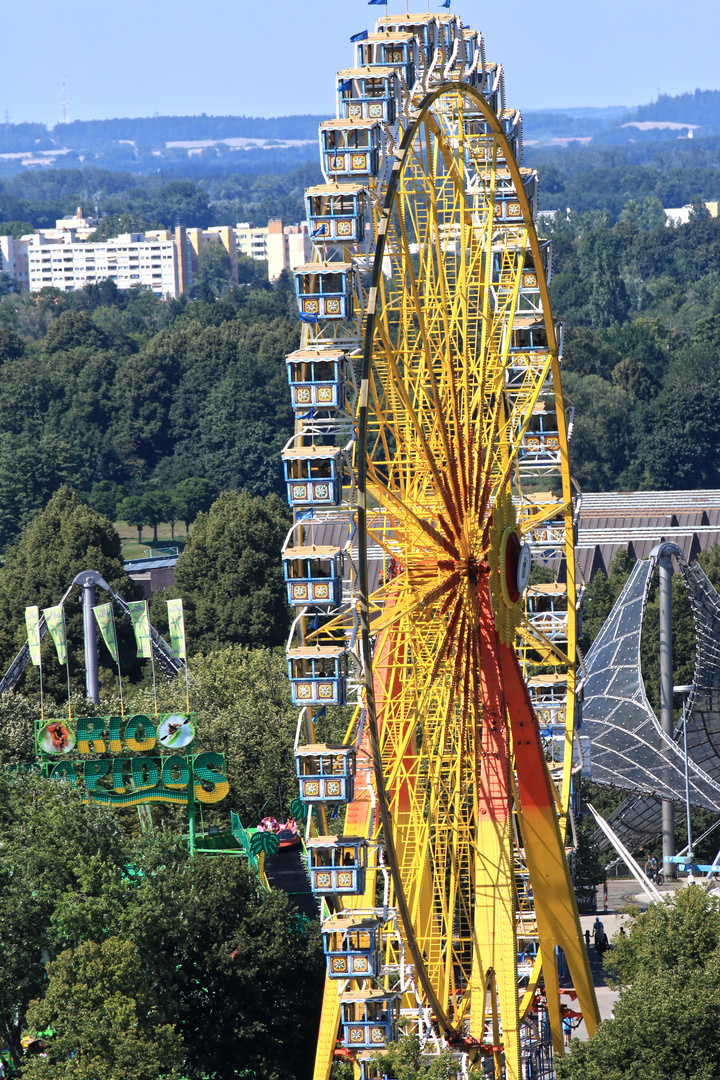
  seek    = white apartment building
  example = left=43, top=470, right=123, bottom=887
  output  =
left=2, top=213, right=311, bottom=294
left=267, top=220, right=311, bottom=281
left=25, top=231, right=181, bottom=296
left=236, top=223, right=269, bottom=262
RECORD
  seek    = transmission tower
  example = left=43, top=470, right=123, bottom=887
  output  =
left=60, top=70, right=69, bottom=124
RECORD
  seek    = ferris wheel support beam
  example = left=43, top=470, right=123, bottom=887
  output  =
left=499, top=641, right=600, bottom=1042
left=471, top=570, right=521, bottom=1076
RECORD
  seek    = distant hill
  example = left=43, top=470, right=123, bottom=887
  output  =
left=523, top=106, right=628, bottom=146
left=593, top=89, right=720, bottom=143
left=3, top=90, right=720, bottom=178
left=0, top=114, right=328, bottom=179
left=633, top=89, right=720, bottom=128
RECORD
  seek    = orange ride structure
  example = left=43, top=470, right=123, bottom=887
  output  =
left=280, top=10, right=599, bottom=1079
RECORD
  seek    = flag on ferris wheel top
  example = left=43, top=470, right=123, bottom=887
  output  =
left=440, top=0, right=451, bottom=7
left=368, top=1, right=387, bottom=6
left=350, top=29, right=368, bottom=42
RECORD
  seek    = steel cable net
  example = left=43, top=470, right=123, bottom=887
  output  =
left=593, top=792, right=663, bottom=854
left=681, top=560, right=720, bottom=782
left=582, top=556, right=720, bottom=813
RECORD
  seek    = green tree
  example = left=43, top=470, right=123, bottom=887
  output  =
left=558, top=887, right=720, bottom=1080
left=369, top=1035, right=459, bottom=1080
left=117, top=494, right=146, bottom=543
left=691, top=312, right=720, bottom=354
left=140, top=489, right=172, bottom=543
left=24, top=938, right=184, bottom=1080
left=194, top=242, right=233, bottom=301
left=0, top=770, right=325, bottom=1079
left=619, top=195, right=665, bottom=231
left=173, top=476, right=217, bottom=533
left=642, top=382, right=720, bottom=489
left=0, top=327, right=24, bottom=362
left=86, top=480, right=124, bottom=520
left=589, top=248, right=630, bottom=328
left=91, top=213, right=165, bottom=242
left=580, top=547, right=635, bottom=654
left=0, top=773, right=128, bottom=1066
left=0, top=486, right=141, bottom=696
left=168, top=490, right=290, bottom=651
left=611, top=356, right=658, bottom=401
left=43, top=309, right=108, bottom=353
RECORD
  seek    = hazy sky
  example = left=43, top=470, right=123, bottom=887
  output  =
left=2, top=0, right=719, bottom=127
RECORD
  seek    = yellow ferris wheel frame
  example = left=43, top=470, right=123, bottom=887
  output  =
left=350, top=81, right=599, bottom=1075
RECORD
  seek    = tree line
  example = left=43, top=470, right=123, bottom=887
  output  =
left=539, top=208, right=720, bottom=491
left=0, top=164, right=320, bottom=234
left=0, top=272, right=298, bottom=553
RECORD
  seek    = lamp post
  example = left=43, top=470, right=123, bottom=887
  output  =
left=675, top=683, right=694, bottom=881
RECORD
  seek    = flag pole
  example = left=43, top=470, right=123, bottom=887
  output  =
left=111, top=605, right=125, bottom=717
left=39, top=639, right=44, bottom=723
left=147, top=601, right=158, bottom=716
left=62, top=606, right=72, bottom=721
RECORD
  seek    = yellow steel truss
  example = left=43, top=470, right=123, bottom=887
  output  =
left=346, top=83, right=597, bottom=1077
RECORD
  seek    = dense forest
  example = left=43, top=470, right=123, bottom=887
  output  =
left=0, top=163, right=322, bottom=233
left=543, top=208, right=720, bottom=491
left=0, top=194, right=719, bottom=554
left=3, top=140, right=720, bottom=238
left=0, top=271, right=298, bottom=552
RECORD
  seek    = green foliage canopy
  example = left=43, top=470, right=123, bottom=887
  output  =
left=24, top=938, right=184, bottom=1080
left=167, top=490, right=291, bottom=652
left=558, top=887, right=720, bottom=1080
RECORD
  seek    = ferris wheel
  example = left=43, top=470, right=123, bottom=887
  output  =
left=280, top=11, right=599, bottom=1080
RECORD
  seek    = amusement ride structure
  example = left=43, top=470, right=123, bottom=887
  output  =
left=279, top=9, right=599, bottom=1079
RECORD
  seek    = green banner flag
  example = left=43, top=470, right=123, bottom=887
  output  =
left=93, top=603, right=119, bottom=664
left=43, top=605, right=67, bottom=665
left=25, top=606, right=41, bottom=667
left=167, top=599, right=186, bottom=660
left=127, top=600, right=152, bottom=659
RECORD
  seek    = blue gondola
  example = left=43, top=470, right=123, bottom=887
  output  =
left=283, top=543, right=343, bottom=607
left=295, top=743, right=356, bottom=803
left=320, top=121, right=383, bottom=181
left=307, top=835, right=368, bottom=895
left=339, top=989, right=399, bottom=1050
left=306, top=186, right=368, bottom=246
left=282, top=444, right=345, bottom=507
left=338, top=67, right=399, bottom=124
left=287, top=646, right=348, bottom=706
left=321, top=912, right=383, bottom=979
left=355, top=32, right=417, bottom=87
left=294, top=262, right=355, bottom=321
left=285, top=348, right=348, bottom=412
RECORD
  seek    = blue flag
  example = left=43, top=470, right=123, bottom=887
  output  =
left=299, top=312, right=319, bottom=324
left=350, top=29, right=368, bottom=42
left=338, top=79, right=352, bottom=93
left=368, top=0, right=387, bottom=5
left=440, top=0, right=451, bottom=6
left=311, top=224, right=328, bottom=237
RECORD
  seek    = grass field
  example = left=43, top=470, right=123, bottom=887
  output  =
left=115, top=520, right=189, bottom=562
